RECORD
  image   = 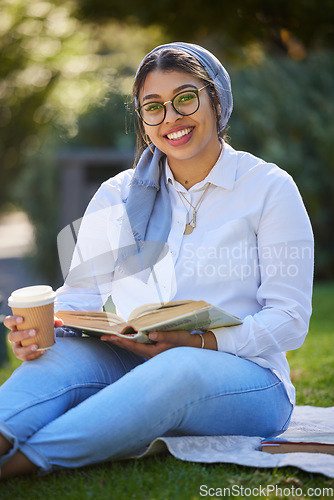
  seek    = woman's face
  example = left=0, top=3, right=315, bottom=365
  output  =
left=139, top=70, right=220, bottom=165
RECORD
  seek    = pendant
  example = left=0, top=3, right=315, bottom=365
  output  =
left=184, top=223, right=194, bottom=235
left=184, top=209, right=196, bottom=235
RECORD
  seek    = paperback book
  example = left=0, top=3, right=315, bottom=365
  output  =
left=57, top=300, right=242, bottom=344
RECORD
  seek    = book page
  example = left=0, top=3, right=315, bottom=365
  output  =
left=134, top=306, right=241, bottom=333
left=129, top=300, right=209, bottom=325
left=128, top=300, right=195, bottom=321
left=265, top=431, right=334, bottom=445
left=57, top=310, right=126, bottom=331
left=57, top=302, right=242, bottom=338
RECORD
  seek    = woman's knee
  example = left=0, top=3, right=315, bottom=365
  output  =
left=144, top=347, right=210, bottom=390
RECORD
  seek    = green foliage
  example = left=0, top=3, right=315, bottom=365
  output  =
left=14, top=92, right=136, bottom=287
left=228, top=50, right=334, bottom=280
left=1, top=282, right=334, bottom=497
left=0, top=0, right=108, bottom=208
left=69, top=93, right=136, bottom=149
left=0, top=0, right=165, bottom=211
left=77, top=0, right=334, bottom=54
left=13, top=135, right=60, bottom=286
left=2, top=9, right=165, bottom=283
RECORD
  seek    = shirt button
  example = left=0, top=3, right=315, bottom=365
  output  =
left=171, top=250, right=176, bottom=256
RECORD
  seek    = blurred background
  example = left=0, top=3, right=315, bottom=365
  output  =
left=1, top=0, right=334, bottom=317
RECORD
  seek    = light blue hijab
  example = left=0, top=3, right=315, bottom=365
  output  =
left=126, top=42, right=233, bottom=244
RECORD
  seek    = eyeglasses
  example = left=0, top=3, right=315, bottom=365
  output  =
left=136, top=85, right=208, bottom=126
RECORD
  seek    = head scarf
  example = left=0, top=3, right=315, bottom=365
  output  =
left=125, top=42, right=233, bottom=251
left=135, top=41, right=233, bottom=131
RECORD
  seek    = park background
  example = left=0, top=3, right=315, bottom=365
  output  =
left=1, top=0, right=334, bottom=304
left=0, top=1, right=334, bottom=497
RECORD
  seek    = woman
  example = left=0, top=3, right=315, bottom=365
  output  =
left=0, top=42, right=314, bottom=479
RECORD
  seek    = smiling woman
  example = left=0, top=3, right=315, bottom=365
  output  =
left=136, top=70, right=220, bottom=188
left=0, top=42, right=314, bottom=480
left=132, top=45, right=231, bottom=187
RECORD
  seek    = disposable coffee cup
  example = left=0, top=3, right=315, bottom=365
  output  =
left=8, top=285, right=56, bottom=350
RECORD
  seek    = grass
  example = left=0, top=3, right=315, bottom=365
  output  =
left=1, top=282, right=334, bottom=499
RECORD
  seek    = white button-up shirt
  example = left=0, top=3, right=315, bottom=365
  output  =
left=56, top=142, right=314, bottom=404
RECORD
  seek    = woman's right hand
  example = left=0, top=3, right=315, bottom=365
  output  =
left=3, top=315, right=63, bottom=362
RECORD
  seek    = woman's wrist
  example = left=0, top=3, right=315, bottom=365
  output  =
left=192, top=331, right=218, bottom=350
left=195, top=333, right=205, bottom=348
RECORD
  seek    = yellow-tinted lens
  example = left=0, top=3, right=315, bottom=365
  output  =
left=174, top=91, right=198, bottom=114
left=141, top=102, right=164, bottom=124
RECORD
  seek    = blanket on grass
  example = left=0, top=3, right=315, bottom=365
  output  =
left=134, top=406, right=334, bottom=478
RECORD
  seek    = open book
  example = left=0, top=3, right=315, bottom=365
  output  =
left=261, top=429, right=334, bottom=455
left=57, top=300, right=242, bottom=344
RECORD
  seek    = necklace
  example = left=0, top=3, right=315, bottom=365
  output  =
left=177, top=183, right=211, bottom=235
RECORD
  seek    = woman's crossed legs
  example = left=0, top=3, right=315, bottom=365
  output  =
left=0, top=337, right=292, bottom=478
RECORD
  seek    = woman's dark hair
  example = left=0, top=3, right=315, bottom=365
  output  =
left=132, top=48, right=225, bottom=164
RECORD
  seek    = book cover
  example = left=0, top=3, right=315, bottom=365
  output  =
left=261, top=430, right=334, bottom=455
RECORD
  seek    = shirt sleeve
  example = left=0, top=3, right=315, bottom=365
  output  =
left=55, top=176, right=132, bottom=312
left=211, top=173, right=314, bottom=357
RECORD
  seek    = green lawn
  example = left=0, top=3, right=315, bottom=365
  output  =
left=1, top=282, right=334, bottom=499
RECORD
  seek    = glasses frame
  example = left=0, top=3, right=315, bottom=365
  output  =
left=136, top=85, right=209, bottom=126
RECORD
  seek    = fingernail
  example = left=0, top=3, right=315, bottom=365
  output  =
left=149, top=333, right=157, bottom=341
left=29, top=330, right=36, bottom=336
left=16, top=317, right=24, bottom=323
left=31, top=345, right=38, bottom=352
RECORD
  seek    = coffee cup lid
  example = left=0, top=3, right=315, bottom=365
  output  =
left=8, top=285, right=56, bottom=308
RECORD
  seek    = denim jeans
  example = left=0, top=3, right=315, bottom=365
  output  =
left=0, top=337, right=292, bottom=473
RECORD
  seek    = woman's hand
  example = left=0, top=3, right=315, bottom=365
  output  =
left=100, top=329, right=217, bottom=359
left=4, top=315, right=64, bottom=362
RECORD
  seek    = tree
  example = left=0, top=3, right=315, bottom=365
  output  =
left=0, top=0, right=165, bottom=211
left=76, top=0, right=334, bottom=56
left=0, top=0, right=107, bottom=209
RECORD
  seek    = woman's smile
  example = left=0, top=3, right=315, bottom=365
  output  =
left=140, top=69, right=221, bottom=180
left=164, top=126, right=194, bottom=145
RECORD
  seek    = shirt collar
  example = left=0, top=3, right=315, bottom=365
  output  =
left=165, top=141, right=238, bottom=192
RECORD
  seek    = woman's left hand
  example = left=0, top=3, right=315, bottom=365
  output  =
left=100, top=330, right=203, bottom=359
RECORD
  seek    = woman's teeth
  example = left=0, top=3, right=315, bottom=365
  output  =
left=166, top=128, right=192, bottom=140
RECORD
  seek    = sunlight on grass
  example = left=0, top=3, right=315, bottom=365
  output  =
left=289, top=281, right=334, bottom=406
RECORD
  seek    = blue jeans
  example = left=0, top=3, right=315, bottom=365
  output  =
left=0, top=337, right=292, bottom=473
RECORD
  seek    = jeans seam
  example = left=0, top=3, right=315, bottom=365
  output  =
left=158, top=379, right=283, bottom=428
left=281, top=398, right=294, bottom=430
left=4, top=382, right=110, bottom=421
left=186, top=379, right=282, bottom=407
left=103, top=342, right=146, bottom=372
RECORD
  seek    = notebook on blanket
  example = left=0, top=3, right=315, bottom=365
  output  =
left=261, top=429, right=334, bottom=455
